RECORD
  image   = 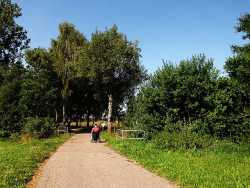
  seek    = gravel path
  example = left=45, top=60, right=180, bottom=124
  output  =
left=29, top=134, right=177, bottom=188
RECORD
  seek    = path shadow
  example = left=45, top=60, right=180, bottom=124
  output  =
left=90, top=140, right=107, bottom=144
left=69, top=126, right=92, bottom=134
left=70, top=126, right=108, bottom=134
left=98, top=140, right=106, bottom=143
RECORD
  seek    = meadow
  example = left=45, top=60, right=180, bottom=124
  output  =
left=0, top=134, right=71, bottom=188
left=104, top=133, right=250, bottom=188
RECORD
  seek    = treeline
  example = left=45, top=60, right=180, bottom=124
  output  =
left=0, top=0, right=145, bottom=137
left=125, top=14, right=250, bottom=145
left=1, top=0, right=249, bottom=142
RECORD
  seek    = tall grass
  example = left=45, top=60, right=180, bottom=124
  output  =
left=0, top=134, right=71, bottom=188
left=104, top=133, right=250, bottom=188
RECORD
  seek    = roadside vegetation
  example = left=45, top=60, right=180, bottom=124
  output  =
left=0, top=134, right=71, bottom=188
left=1, top=0, right=250, bottom=187
left=0, top=0, right=144, bottom=186
left=123, top=11, right=250, bottom=153
left=104, top=133, right=250, bottom=188
left=0, top=0, right=145, bottom=138
left=105, top=12, right=250, bottom=188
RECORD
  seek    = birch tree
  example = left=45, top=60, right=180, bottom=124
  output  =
left=89, top=25, right=145, bottom=133
left=50, top=22, right=88, bottom=126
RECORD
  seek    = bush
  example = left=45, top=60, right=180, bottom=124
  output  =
left=0, top=130, right=10, bottom=137
left=207, top=112, right=250, bottom=142
left=23, top=117, right=56, bottom=138
left=9, top=132, right=21, bottom=141
left=0, top=81, right=23, bottom=136
left=152, top=127, right=214, bottom=150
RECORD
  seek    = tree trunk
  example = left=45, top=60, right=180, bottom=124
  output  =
left=67, top=117, right=71, bottom=131
left=62, top=104, right=65, bottom=126
left=76, top=119, right=78, bottom=127
left=86, top=113, right=90, bottom=127
left=108, top=94, right=112, bottom=134
left=55, top=109, right=58, bottom=122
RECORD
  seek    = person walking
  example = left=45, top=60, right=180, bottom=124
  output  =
left=90, top=123, right=101, bottom=143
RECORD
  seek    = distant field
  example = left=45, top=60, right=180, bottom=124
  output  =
left=0, top=134, right=71, bottom=188
left=104, top=133, right=250, bottom=188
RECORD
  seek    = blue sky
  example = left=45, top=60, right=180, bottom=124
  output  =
left=15, top=0, right=250, bottom=73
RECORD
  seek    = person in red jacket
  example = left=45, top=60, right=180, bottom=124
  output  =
left=91, top=123, right=101, bottom=143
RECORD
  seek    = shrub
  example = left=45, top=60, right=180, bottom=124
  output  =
left=207, top=112, right=250, bottom=142
left=23, top=117, right=56, bottom=138
left=9, top=133, right=21, bottom=141
left=0, top=130, right=10, bottom=137
left=152, top=126, right=214, bottom=150
left=0, top=81, right=23, bottom=136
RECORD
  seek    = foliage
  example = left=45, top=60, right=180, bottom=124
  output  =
left=88, top=25, right=146, bottom=130
left=224, top=13, right=250, bottom=112
left=219, top=13, right=250, bottom=140
left=152, top=129, right=213, bottom=150
left=0, top=134, right=70, bottom=188
left=125, top=52, right=250, bottom=141
left=51, top=22, right=89, bottom=100
left=20, top=48, right=60, bottom=118
left=152, top=55, right=217, bottom=121
left=0, top=78, right=23, bottom=135
left=0, top=0, right=249, bottom=145
left=50, top=22, right=89, bottom=119
left=0, top=48, right=61, bottom=136
left=125, top=55, right=219, bottom=137
left=235, top=13, right=250, bottom=40
left=0, top=0, right=29, bottom=135
left=0, top=0, right=30, bottom=68
left=0, top=0, right=145, bottom=134
left=23, top=117, right=56, bottom=138
left=206, top=77, right=250, bottom=140
left=89, top=25, right=145, bottom=100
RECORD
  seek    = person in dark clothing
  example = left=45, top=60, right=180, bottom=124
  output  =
left=91, top=123, right=101, bottom=142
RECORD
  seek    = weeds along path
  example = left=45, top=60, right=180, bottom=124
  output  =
left=28, top=134, right=177, bottom=188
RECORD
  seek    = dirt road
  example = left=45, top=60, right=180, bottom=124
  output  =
left=28, top=134, right=177, bottom=188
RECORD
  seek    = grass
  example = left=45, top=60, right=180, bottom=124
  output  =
left=0, top=134, right=71, bottom=188
left=103, top=133, right=250, bottom=188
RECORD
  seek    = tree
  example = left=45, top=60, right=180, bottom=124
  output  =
left=66, top=77, right=101, bottom=127
left=19, top=48, right=60, bottom=119
left=207, top=77, right=250, bottom=139
left=0, top=0, right=29, bottom=68
left=89, top=25, right=146, bottom=133
left=0, top=0, right=29, bottom=136
left=152, top=55, right=217, bottom=122
left=125, top=55, right=218, bottom=136
left=235, top=13, right=250, bottom=40
left=222, top=13, right=250, bottom=140
left=225, top=13, right=250, bottom=113
left=50, top=22, right=88, bottom=125
left=0, top=55, right=26, bottom=137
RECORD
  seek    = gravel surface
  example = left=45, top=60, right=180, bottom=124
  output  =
left=28, top=134, right=177, bottom=188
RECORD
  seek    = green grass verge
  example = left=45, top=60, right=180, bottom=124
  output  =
left=103, top=133, right=250, bottom=188
left=0, top=134, right=71, bottom=188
